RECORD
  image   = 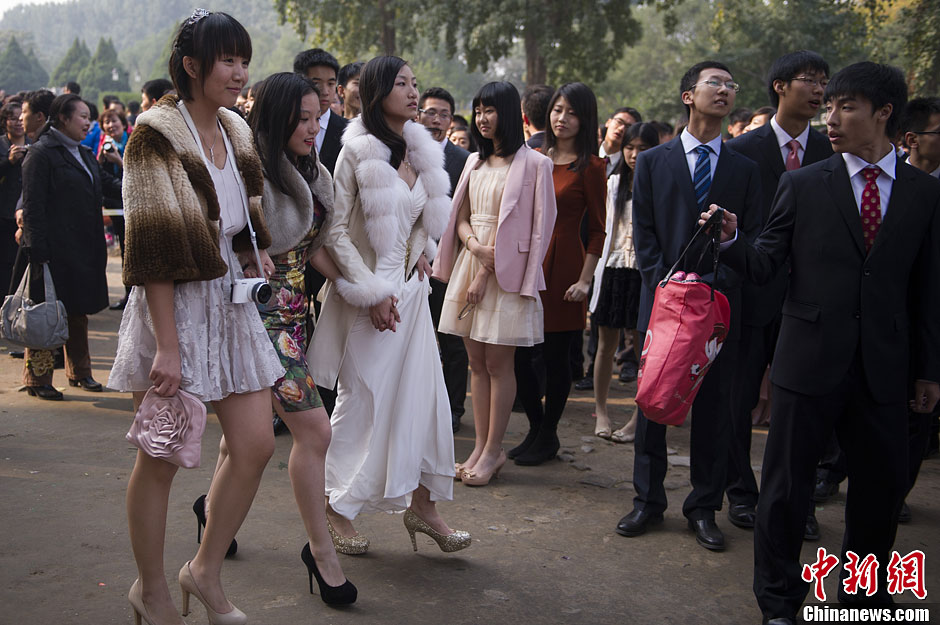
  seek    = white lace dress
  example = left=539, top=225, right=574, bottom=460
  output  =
left=108, top=128, right=284, bottom=402
left=324, top=176, right=456, bottom=519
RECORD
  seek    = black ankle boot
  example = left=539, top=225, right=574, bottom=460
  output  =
left=513, top=433, right=560, bottom=466
left=507, top=428, right=539, bottom=459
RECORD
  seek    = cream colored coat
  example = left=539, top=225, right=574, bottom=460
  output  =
left=307, top=118, right=451, bottom=387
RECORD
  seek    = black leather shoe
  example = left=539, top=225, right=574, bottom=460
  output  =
left=615, top=508, right=663, bottom=537
left=619, top=360, right=638, bottom=383
left=688, top=518, right=725, bottom=551
left=804, top=514, right=820, bottom=541
left=9, top=350, right=24, bottom=359
left=898, top=502, right=911, bottom=524
left=574, top=376, right=593, bottom=391
left=513, top=436, right=560, bottom=466
left=69, top=377, right=102, bottom=392
left=813, top=478, right=839, bottom=502
left=727, top=503, right=756, bottom=529
left=109, top=297, right=127, bottom=310
left=25, top=384, right=64, bottom=400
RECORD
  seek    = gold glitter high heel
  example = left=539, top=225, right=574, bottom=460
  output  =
left=403, top=508, right=471, bottom=553
left=327, top=517, right=370, bottom=555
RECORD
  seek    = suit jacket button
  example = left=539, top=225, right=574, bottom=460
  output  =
left=854, top=311, right=861, bottom=319
left=863, top=268, right=871, bottom=276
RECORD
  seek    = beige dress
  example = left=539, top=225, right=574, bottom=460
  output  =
left=439, top=162, right=543, bottom=346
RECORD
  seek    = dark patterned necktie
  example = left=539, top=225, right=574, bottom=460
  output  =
left=860, top=166, right=882, bottom=252
left=693, top=145, right=711, bottom=210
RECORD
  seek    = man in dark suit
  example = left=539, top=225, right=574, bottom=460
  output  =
left=293, top=48, right=348, bottom=175
left=704, top=62, right=940, bottom=624
left=521, top=84, right=553, bottom=149
left=724, top=51, right=833, bottom=539
left=616, top=61, right=761, bottom=551
left=417, top=87, right=471, bottom=432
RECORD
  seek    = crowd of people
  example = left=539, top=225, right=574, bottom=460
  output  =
left=2, top=8, right=939, bottom=625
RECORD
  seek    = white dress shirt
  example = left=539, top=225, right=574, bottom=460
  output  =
left=770, top=115, right=810, bottom=165
left=680, top=128, right=722, bottom=179
left=316, top=108, right=332, bottom=154
left=842, top=149, right=896, bottom=218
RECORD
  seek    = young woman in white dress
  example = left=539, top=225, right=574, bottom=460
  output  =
left=432, top=81, right=556, bottom=486
left=108, top=12, right=283, bottom=625
left=309, top=56, right=471, bottom=554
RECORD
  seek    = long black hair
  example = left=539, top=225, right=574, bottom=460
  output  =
left=248, top=72, right=320, bottom=195
left=168, top=11, right=252, bottom=102
left=359, top=55, right=408, bottom=169
left=470, top=82, right=524, bottom=159
left=38, top=94, right=85, bottom=140
left=543, top=82, right=598, bottom=173
left=613, top=122, right=660, bottom=219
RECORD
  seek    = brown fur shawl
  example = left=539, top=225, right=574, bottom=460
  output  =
left=121, top=95, right=270, bottom=286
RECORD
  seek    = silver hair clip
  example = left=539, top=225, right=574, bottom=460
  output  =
left=188, top=8, right=211, bottom=24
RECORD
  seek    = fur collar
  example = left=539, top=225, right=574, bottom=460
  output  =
left=341, top=117, right=450, bottom=257
left=134, top=95, right=265, bottom=221
left=262, top=154, right=334, bottom=256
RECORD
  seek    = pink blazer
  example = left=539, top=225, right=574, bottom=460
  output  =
left=432, top=144, right=556, bottom=299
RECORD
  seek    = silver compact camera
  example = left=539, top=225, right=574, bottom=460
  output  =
left=230, top=277, right=272, bottom=305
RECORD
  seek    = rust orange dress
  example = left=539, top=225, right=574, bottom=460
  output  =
left=539, top=154, right=607, bottom=332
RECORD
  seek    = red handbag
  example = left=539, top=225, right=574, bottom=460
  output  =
left=636, top=209, right=731, bottom=426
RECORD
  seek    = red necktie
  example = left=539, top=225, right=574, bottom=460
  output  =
left=860, top=166, right=882, bottom=252
left=785, top=139, right=801, bottom=171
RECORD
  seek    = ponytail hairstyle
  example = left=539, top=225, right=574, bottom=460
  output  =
left=543, top=82, right=599, bottom=173
left=38, top=93, right=84, bottom=140
left=168, top=10, right=252, bottom=102
left=248, top=72, right=321, bottom=194
left=613, top=122, right=660, bottom=219
left=358, top=55, right=408, bottom=169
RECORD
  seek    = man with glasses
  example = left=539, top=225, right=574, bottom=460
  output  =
left=599, top=107, right=642, bottom=177
left=724, top=50, right=834, bottom=543
left=617, top=61, right=761, bottom=551
left=418, top=87, right=471, bottom=432
left=902, top=97, right=940, bottom=179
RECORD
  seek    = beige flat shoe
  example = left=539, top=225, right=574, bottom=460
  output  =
left=611, top=426, right=635, bottom=444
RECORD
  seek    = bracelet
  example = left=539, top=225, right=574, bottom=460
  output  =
left=465, top=232, right=478, bottom=248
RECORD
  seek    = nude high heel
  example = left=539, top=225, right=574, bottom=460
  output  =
left=178, top=562, right=246, bottom=625
left=460, top=450, right=506, bottom=487
left=403, top=508, right=471, bottom=553
left=128, top=578, right=186, bottom=625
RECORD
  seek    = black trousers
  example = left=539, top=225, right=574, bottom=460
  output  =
left=753, top=360, right=908, bottom=620
left=429, top=277, right=469, bottom=419
left=632, top=338, right=737, bottom=520
left=726, top=320, right=778, bottom=508
left=1, top=218, right=17, bottom=296
left=514, top=330, right=579, bottom=435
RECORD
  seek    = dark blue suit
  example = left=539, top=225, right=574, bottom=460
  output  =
left=631, top=134, right=761, bottom=519
left=723, top=122, right=832, bottom=509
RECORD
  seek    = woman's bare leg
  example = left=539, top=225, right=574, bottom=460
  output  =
left=460, top=338, right=490, bottom=474
left=276, top=402, right=346, bottom=586
left=467, top=344, right=515, bottom=476
left=187, top=389, right=274, bottom=614
left=593, top=326, right=620, bottom=434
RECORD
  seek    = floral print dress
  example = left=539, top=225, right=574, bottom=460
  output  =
left=256, top=197, right=326, bottom=412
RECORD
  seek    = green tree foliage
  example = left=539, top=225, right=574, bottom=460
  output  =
left=51, top=38, right=92, bottom=87
left=891, top=0, right=940, bottom=95
left=77, top=38, right=130, bottom=106
left=0, top=36, right=49, bottom=92
left=710, top=0, right=870, bottom=111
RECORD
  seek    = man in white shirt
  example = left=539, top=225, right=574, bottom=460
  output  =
left=598, top=107, right=641, bottom=177
left=901, top=97, right=940, bottom=179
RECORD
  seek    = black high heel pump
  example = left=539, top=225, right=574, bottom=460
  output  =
left=301, top=543, right=357, bottom=605
left=193, top=494, right=238, bottom=558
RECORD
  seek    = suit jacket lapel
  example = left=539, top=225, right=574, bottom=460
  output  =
left=804, top=128, right=833, bottom=166
left=707, top=147, right=734, bottom=205
left=665, top=138, right=697, bottom=212
left=496, top=147, right=527, bottom=228
left=823, top=155, right=866, bottom=256
left=870, top=162, right=915, bottom=255
left=756, top=125, right=786, bottom=179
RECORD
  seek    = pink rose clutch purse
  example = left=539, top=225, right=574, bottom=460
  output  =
left=125, top=387, right=207, bottom=468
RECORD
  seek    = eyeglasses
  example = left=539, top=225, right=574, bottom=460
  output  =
left=693, top=79, right=740, bottom=93
left=792, top=76, right=829, bottom=89
left=418, top=108, right=451, bottom=121
left=912, top=130, right=940, bottom=136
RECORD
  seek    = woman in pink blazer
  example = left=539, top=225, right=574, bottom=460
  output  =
left=433, top=81, right=556, bottom=486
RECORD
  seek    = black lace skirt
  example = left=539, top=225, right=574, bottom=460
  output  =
left=592, top=267, right=641, bottom=329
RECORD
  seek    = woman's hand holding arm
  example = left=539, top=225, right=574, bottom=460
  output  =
left=466, top=266, right=490, bottom=304
left=144, top=280, right=182, bottom=396
left=308, top=246, right=341, bottom=282
left=241, top=249, right=274, bottom=279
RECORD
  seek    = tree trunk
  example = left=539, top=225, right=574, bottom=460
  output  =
left=378, top=0, right=397, bottom=55
left=524, top=24, right=546, bottom=85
